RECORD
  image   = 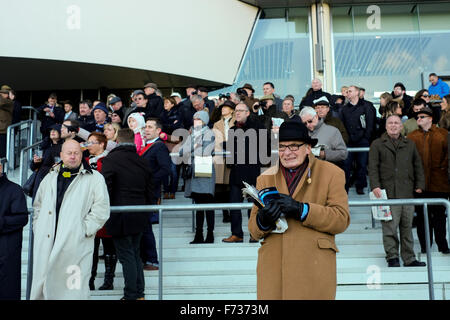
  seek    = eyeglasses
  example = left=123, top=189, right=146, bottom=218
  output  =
left=422, top=94, right=430, bottom=98
left=303, top=119, right=314, bottom=124
left=416, top=115, right=430, bottom=120
left=279, top=143, right=305, bottom=152
left=235, top=109, right=248, bottom=113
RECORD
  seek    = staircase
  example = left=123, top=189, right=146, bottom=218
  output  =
left=14, top=165, right=450, bottom=300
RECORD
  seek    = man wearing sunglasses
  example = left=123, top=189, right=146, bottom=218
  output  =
left=248, top=120, right=350, bottom=299
left=407, top=107, right=450, bottom=255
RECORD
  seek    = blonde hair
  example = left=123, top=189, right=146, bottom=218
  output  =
left=104, top=122, right=121, bottom=142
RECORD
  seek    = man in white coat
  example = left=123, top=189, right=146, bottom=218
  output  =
left=31, top=139, right=110, bottom=300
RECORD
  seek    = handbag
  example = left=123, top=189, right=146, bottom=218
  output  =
left=181, top=164, right=193, bottom=180
left=23, top=171, right=38, bottom=197
left=194, top=156, right=213, bottom=178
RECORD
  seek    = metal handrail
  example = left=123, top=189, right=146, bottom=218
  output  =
left=19, top=140, right=42, bottom=187
left=5, top=119, right=36, bottom=173
left=106, top=198, right=448, bottom=301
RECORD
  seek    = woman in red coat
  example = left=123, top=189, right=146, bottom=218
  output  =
left=84, top=132, right=116, bottom=290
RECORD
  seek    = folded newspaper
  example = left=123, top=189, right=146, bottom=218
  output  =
left=242, top=181, right=288, bottom=233
left=369, top=189, right=393, bottom=221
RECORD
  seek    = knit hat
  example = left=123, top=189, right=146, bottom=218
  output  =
left=92, top=102, right=109, bottom=116
left=279, top=120, right=318, bottom=147
left=193, top=110, right=209, bottom=125
left=127, top=112, right=146, bottom=132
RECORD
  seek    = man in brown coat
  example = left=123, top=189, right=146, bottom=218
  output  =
left=369, top=114, right=426, bottom=267
left=248, top=120, right=350, bottom=299
left=407, top=107, right=450, bottom=254
left=0, top=88, right=14, bottom=158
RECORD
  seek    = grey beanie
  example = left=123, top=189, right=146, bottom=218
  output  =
left=193, top=110, right=209, bottom=125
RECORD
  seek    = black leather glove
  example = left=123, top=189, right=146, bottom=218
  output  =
left=256, top=201, right=282, bottom=231
left=276, top=194, right=309, bottom=221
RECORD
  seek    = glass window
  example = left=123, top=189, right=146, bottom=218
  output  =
left=209, top=8, right=312, bottom=103
left=332, top=4, right=421, bottom=100
left=417, top=3, right=450, bottom=87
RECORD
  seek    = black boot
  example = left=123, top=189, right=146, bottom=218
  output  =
left=99, top=255, right=117, bottom=290
left=204, top=230, right=214, bottom=243
left=190, top=231, right=204, bottom=244
left=89, top=256, right=98, bottom=291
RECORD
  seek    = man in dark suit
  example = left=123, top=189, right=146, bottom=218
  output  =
left=139, top=118, right=170, bottom=271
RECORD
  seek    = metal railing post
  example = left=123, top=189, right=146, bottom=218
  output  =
left=158, top=208, right=163, bottom=300
left=423, top=203, right=435, bottom=300
left=26, top=210, right=34, bottom=300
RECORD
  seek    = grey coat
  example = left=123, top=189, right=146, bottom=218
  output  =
left=180, top=126, right=216, bottom=197
left=368, top=132, right=425, bottom=199
left=309, top=119, right=348, bottom=163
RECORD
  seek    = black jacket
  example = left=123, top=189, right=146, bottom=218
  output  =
left=102, top=144, right=154, bottom=236
left=178, top=100, right=196, bottom=130
left=145, top=93, right=164, bottom=119
left=140, top=139, right=171, bottom=200
left=0, top=173, right=29, bottom=300
left=340, top=99, right=375, bottom=145
left=37, top=104, right=65, bottom=136
left=160, top=105, right=182, bottom=135
left=299, top=89, right=332, bottom=109
left=77, top=114, right=96, bottom=132
left=225, top=117, right=268, bottom=186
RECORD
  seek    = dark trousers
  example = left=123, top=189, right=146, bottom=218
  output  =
left=214, top=187, right=230, bottom=220
left=344, top=141, right=369, bottom=191
left=163, top=162, right=179, bottom=194
left=0, top=232, right=23, bottom=300
left=191, top=192, right=215, bottom=233
left=414, top=191, right=449, bottom=252
left=229, top=184, right=250, bottom=238
left=0, top=133, right=6, bottom=158
left=91, top=237, right=116, bottom=278
left=113, top=233, right=145, bottom=300
left=140, top=218, right=158, bottom=265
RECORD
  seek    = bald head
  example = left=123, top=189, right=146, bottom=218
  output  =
left=61, top=139, right=82, bottom=169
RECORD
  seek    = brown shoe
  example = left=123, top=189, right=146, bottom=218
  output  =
left=137, top=297, right=146, bottom=300
left=143, top=264, right=159, bottom=271
left=169, top=193, right=175, bottom=199
left=163, top=193, right=170, bottom=199
left=222, top=235, right=243, bottom=243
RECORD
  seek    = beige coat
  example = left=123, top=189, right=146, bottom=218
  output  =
left=212, top=116, right=235, bottom=184
left=31, top=164, right=110, bottom=300
left=248, top=154, right=350, bottom=300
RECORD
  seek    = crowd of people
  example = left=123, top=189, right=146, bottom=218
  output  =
left=1, top=72, right=450, bottom=300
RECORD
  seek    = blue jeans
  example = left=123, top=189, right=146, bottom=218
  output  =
left=344, top=141, right=369, bottom=192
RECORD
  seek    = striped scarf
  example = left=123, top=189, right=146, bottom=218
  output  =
left=280, top=157, right=309, bottom=196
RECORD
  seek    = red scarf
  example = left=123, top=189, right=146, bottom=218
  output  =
left=280, top=158, right=309, bottom=196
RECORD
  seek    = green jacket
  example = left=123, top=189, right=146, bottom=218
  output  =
left=0, top=97, right=14, bottom=134
left=368, top=132, right=425, bottom=199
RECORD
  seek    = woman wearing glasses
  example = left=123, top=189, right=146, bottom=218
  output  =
left=84, top=132, right=117, bottom=291
left=414, top=89, right=440, bottom=123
